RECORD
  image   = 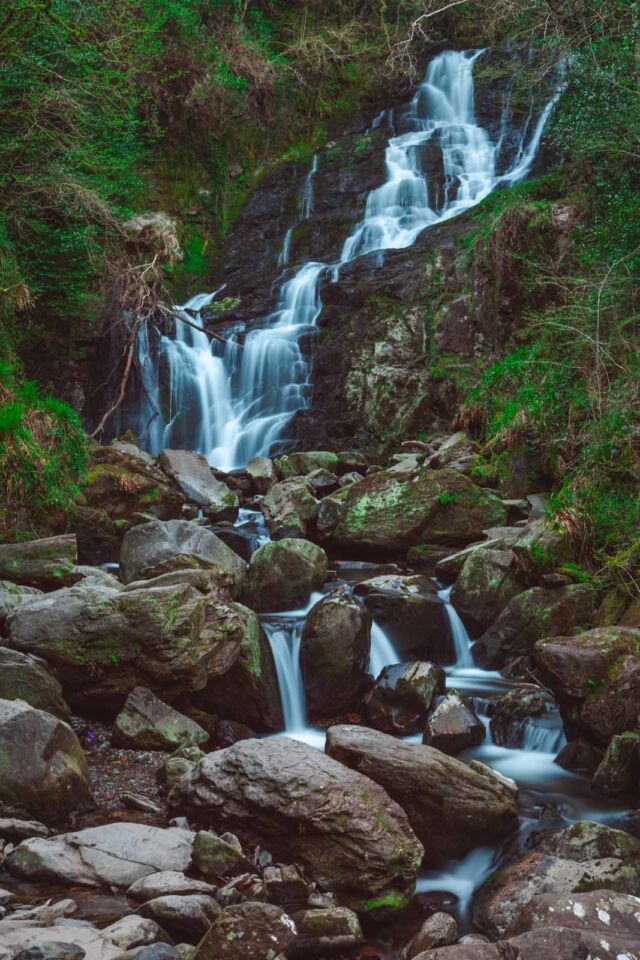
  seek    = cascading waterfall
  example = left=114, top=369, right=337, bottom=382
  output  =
left=438, top=585, right=474, bottom=669
left=131, top=49, right=559, bottom=469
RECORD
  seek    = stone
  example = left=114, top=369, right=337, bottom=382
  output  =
left=339, top=471, right=365, bottom=487
left=0, top=536, right=77, bottom=590
left=135, top=946, right=180, bottom=960
left=300, top=588, right=371, bottom=717
left=119, top=520, right=246, bottom=595
left=304, top=467, right=340, bottom=497
left=0, top=888, right=16, bottom=907
left=276, top=451, right=339, bottom=478
left=169, top=736, right=423, bottom=913
left=474, top=585, right=596, bottom=669
left=127, top=871, right=217, bottom=903
left=592, top=732, right=640, bottom=794
left=488, top=687, right=547, bottom=747
left=353, top=575, right=450, bottom=661
left=325, top=725, right=517, bottom=865
left=157, top=450, right=239, bottom=521
left=472, top=820, right=640, bottom=937
left=423, top=691, right=485, bottom=755
left=113, top=687, right=208, bottom=752
left=158, top=756, right=196, bottom=791
left=7, top=823, right=195, bottom=888
left=0, top=581, right=42, bottom=633
left=101, top=915, right=170, bottom=950
left=452, top=548, right=524, bottom=632
left=0, top=699, right=93, bottom=823
left=110, top=438, right=154, bottom=464
left=191, top=831, right=252, bottom=878
left=337, top=451, right=368, bottom=474
left=245, top=456, right=277, bottom=494
left=510, top=516, right=573, bottom=573
left=0, top=818, right=49, bottom=841
left=363, top=662, right=445, bottom=736
left=213, top=719, right=256, bottom=749
left=263, top=864, right=309, bottom=908
left=194, top=901, right=297, bottom=960
left=289, top=907, right=363, bottom=958
left=402, top=912, right=458, bottom=958
left=509, top=889, right=640, bottom=940
left=13, top=945, right=86, bottom=960
left=554, top=737, right=604, bottom=774
left=8, top=580, right=250, bottom=714
left=261, top=477, right=319, bottom=540
left=0, top=648, right=70, bottom=718
left=140, top=895, right=220, bottom=941
left=318, top=467, right=507, bottom=555
left=244, top=538, right=327, bottom=612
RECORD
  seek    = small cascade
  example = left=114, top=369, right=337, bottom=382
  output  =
left=438, top=586, right=474, bottom=669
left=299, top=153, right=319, bottom=220
left=369, top=622, right=400, bottom=679
left=261, top=619, right=307, bottom=731
left=519, top=717, right=567, bottom=754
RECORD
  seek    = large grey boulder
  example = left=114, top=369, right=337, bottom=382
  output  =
left=261, top=477, right=319, bottom=540
left=0, top=648, right=70, bottom=718
left=300, top=589, right=371, bottom=717
left=363, top=662, right=445, bottom=736
left=119, top=520, right=246, bottom=594
left=325, top=725, right=518, bottom=865
left=140, top=894, right=220, bottom=941
left=112, top=687, right=208, bottom=751
left=0, top=536, right=77, bottom=590
left=0, top=699, right=93, bottom=823
left=7, top=823, right=195, bottom=888
left=452, top=548, right=524, bottom=632
left=157, top=450, right=239, bottom=521
left=169, top=736, right=423, bottom=914
left=244, top=539, right=327, bottom=612
left=353, top=575, right=450, bottom=661
left=422, top=691, right=485, bottom=755
left=8, top=581, right=250, bottom=714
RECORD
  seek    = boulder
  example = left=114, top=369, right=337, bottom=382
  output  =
left=169, top=736, right=423, bottom=913
left=140, top=894, right=220, bottom=941
left=0, top=536, right=77, bottom=590
left=289, top=907, right=363, bottom=958
left=363, top=662, right=445, bottom=736
left=510, top=516, right=573, bottom=573
left=429, top=432, right=478, bottom=472
left=276, top=451, right=339, bottom=478
left=0, top=648, right=70, bottom=718
left=119, top=520, right=246, bottom=595
left=127, top=871, right=217, bottom=902
left=244, top=539, right=327, bottom=612
left=0, top=817, right=49, bottom=841
left=300, top=589, right=371, bottom=717
left=305, top=468, right=340, bottom=498
left=191, top=830, right=252, bottom=879
left=402, top=912, right=458, bottom=958
left=245, top=456, right=277, bottom=493
left=261, top=478, right=319, bottom=540
left=353, top=576, right=450, bottom=661
left=325, top=725, right=518, bottom=865
left=263, top=864, right=309, bottom=908
left=488, top=687, right=546, bottom=747
left=474, top=585, right=596, bottom=669
left=422, top=691, right=485, bottom=755
left=472, top=820, right=640, bottom=937
left=318, top=467, right=507, bottom=555
left=451, top=548, right=524, bottom=632
left=102, top=914, right=170, bottom=950
left=337, top=451, right=368, bottom=474
left=7, top=823, right=195, bottom=888
left=592, top=732, right=640, bottom=794
left=554, top=737, right=604, bottom=774
left=0, top=699, right=93, bottom=823
left=534, top=627, right=640, bottom=743
left=157, top=450, right=239, bottom=521
left=8, top=580, right=249, bottom=714
left=510, top=889, right=640, bottom=941
left=112, top=687, right=208, bottom=751
left=194, top=902, right=298, bottom=960
left=0, top=581, right=42, bottom=633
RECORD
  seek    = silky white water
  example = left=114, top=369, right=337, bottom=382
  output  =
left=131, top=49, right=559, bottom=468
left=438, top=585, right=474, bottom=669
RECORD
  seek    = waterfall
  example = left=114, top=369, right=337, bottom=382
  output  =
left=438, top=585, right=474, bottom=669
left=131, top=49, right=559, bottom=469
left=369, top=622, right=400, bottom=679
left=261, top=619, right=307, bottom=731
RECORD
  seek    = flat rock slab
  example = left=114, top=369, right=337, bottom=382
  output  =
left=0, top=536, right=77, bottom=590
left=112, top=686, right=208, bottom=752
left=158, top=450, right=239, bottom=521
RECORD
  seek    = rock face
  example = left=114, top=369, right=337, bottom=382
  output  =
left=195, top=901, right=298, bottom=960
left=325, top=725, right=518, bottom=865
left=0, top=699, right=93, bottom=823
left=300, top=589, right=371, bottom=717
left=0, top=536, right=77, bottom=589
left=112, top=687, right=208, bottom=751
left=452, top=548, right=524, bottom=632
left=363, top=662, right=445, bottom=735
left=534, top=627, right=640, bottom=743
left=474, top=584, right=596, bottom=669
left=119, top=519, right=246, bottom=594
left=353, top=575, right=450, bottom=661
left=7, top=823, right=195, bottom=888
left=244, top=539, right=327, bottom=612
left=8, top=580, right=250, bottom=714
left=318, top=467, right=506, bottom=555
left=0, top=647, right=70, bottom=718
left=472, top=820, right=640, bottom=937
left=157, top=449, right=239, bottom=520
left=261, top=477, right=319, bottom=540
left=169, top=736, right=423, bottom=912
left=423, top=691, right=485, bottom=755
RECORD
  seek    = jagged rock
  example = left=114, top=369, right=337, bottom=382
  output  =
left=112, top=687, right=208, bottom=752
left=592, top=732, right=640, bottom=794
left=472, top=820, right=640, bottom=937
left=261, top=478, right=319, bottom=540
left=245, top=457, right=277, bottom=493
left=325, top=725, right=517, bottom=865
left=119, top=520, right=246, bottom=595
left=423, top=691, right=485, bottom=755
left=0, top=699, right=93, bottom=823
left=300, top=589, right=371, bottom=717
left=140, top=895, right=220, bottom=941
left=534, top=627, right=640, bottom=743
left=8, top=580, right=249, bottom=714
left=276, top=451, right=339, bottom=478
left=0, top=648, right=70, bottom=718
left=488, top=687, right=546, bottom=747
left=169, top=736, right=423, bottom=913
left=7, top=823, right=195, bottom=888
left=318, top=467, right=507, bottom=555
left=363, top=662, right=445, bottom=736
left=474, top=585, right=596, bottom=669
left=157, top=450, right=239, bottom=521
left=289, top=907, right=363, bottom=958
left=244, top=538, right=327, bottom=612
left=0, top=581, right=42, bottom=633
left=452, top=548, right=524, bottom=632
left=194, top=901, right=298, bottom=960
left=0, top=536, right=77, bottom=590
left=353, top=576, right=450, bottom=661
left=191, top=831, right=252, bottom=878
left=402, top=912, right=458, bottom=958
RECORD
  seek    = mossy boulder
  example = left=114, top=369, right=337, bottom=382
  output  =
left=592, top=732, right=640, bottom=795
left=318, top=467, right=507, bottom=556
left=0, top=647, right=70, bottom=718
left=452, top=548, right=525, bottom=633
left=244, top=539, right=327, bottom=612
left=0, top=535, right=77, bottom=590
left=191, top=830, right=252, bottom=878
left=363, top=662, right=445, bottom=736
left=276, top=451, right=339, bottom=479
left=112, top=686, right=209, bottom=752
left=261, top=477, right=319, bottom=540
